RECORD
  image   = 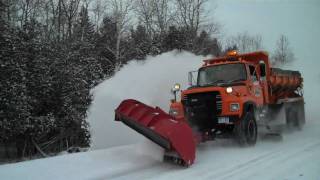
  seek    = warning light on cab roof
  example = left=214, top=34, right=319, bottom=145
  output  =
left=227, top=50, right=238, bottom=56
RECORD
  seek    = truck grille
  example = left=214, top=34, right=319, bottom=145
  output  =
left=182, top=91, right=222, bottom=131
left=216, top=94, right=222, bottom=112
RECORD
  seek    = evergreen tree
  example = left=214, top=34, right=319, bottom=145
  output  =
left=194, top=31, right=221, bottom=56
left=73, top=5, right=95, bottom=42
left=128, top=25, right=151, bottom=60
left=0, top=19, right=31, bottom=152
left=98, top=16, right=117, bottom=48
left=0, top=0, right=6, bottom=20
left=163, top=26, right=186, bottom=52
left=95, top=16, right=118, bottom=72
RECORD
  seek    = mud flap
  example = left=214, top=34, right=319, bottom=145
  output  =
left=115, top=99, right=196, bottom=166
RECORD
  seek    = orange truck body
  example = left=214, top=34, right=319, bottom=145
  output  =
left=170, top=51, right=303, bottom=122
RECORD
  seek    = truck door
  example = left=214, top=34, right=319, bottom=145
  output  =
left=249, top=65, right=263, bottom=105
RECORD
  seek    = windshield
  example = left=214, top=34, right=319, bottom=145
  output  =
left=197, top=63, right=247, bottom=86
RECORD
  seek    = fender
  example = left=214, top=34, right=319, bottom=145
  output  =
left=243, top=101, right=257, bottom=115
left=233, top=101, right=257, bottom=125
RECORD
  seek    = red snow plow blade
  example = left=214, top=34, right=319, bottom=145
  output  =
left=115, top=99, right=196, bottom=166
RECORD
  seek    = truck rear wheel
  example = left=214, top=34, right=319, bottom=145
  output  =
left=234, top=111, right=257, bottom=146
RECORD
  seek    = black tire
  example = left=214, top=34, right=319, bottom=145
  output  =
left=234, top=111, right=258, bottom=146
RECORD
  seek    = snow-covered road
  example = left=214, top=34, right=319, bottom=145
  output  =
left=1, top=118, right=319, bottom=180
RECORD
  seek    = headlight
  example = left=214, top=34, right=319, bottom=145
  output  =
left=172, top=83, right=181, bottom=92
left=230, top=103, right=240, bottom=112
left=169, top=109, right=179, bottom=116
left=226, top=87, right=233, bottom=94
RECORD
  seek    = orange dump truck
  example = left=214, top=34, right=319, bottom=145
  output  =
left=115, top=51, right=304, bottom=166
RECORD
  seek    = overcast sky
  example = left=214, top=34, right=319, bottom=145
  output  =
left=211, top=0, right=320, bottom=69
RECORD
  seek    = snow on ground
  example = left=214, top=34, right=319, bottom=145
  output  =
left=0, top=119, right=319, bottom=180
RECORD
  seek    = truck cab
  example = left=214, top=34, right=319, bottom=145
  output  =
left=169, top=51, right=271, bottom=145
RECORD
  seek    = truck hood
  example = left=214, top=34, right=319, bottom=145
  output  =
left=182, top=86, right=227, bottom=96
left=182, top=81, right=247, bottom=96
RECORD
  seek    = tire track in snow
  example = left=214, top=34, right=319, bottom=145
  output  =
left=215, top=141, right=320, bottom=180
left=191, top=145, right=297, bottom=179
left=97, top=162, right=160, bottom=180
left=197, top=139, right=320, bottom=180
left=145, top=136, right=320, bottom=180
left=161, top=144, right=290, bottom=180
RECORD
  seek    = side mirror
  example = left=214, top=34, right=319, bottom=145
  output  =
left=259, top=61, right=266, bottom=79
left=188, top=70, right=198, bottom=86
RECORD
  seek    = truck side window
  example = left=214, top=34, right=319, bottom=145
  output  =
left=249, top=65, right=258, bottom=82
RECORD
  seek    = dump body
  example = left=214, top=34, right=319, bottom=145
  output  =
left=269, top=68, right=303, bottom=100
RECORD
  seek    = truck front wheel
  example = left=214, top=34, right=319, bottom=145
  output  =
left=234, top=111, right=258, bottom=146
